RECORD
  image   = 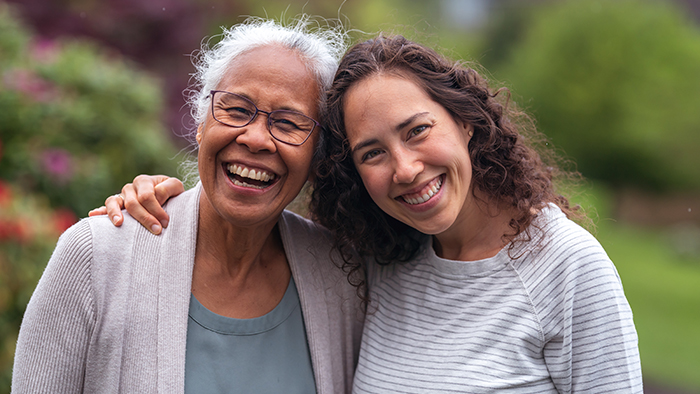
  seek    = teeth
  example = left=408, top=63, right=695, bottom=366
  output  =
left=402, top=177, right=442, bottom=205
left=227, top=164, right=274, bottom=183
left=232, top=179, right=266, bottom=189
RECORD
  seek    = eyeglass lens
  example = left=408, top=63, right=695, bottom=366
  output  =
left=212, top=91, right=315, bottom=145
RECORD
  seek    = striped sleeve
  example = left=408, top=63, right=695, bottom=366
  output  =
left=517, top=216, right=643, bottom=393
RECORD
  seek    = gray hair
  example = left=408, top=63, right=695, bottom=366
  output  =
left=188, top=15, right=348, bottom=126
left=179, top=15, right=348, bottom=186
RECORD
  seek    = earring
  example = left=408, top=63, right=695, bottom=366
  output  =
left=468, top=130, right=474, bottom=137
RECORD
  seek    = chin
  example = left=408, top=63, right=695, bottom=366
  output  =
left=401, top=219, right=448, bottom=236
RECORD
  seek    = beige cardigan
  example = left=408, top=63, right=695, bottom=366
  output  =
left=12, top=183, right=364, bottom=393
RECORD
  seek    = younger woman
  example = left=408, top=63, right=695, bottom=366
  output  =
left=310, top=35, right=642, bottom=393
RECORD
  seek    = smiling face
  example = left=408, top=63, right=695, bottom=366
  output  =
left=196, top=45, right=320, bottom=229
left=344, top=73, right=476, bottom=236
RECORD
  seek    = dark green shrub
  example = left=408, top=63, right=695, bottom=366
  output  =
left=497, top=0, right=700, bottom=191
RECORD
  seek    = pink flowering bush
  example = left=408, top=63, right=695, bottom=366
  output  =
left=0, top=4, right=179, bottom=388
left=0, top=3, right=179, bottom=216
left=0, top=180, right=78, bottom=388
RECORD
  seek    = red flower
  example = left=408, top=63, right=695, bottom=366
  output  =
left=0, top=180, right=12, bottom=207
left=52, top=208, right=77, bottom=234
left=0, top=219, right=21, bottom=242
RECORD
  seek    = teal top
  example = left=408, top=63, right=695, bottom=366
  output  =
left=184, top=277, right=316, bottom=393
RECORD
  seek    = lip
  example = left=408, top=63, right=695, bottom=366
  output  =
left=395, top=174, right=445, bottom=211
left=221, top=161, right=281, bottom=193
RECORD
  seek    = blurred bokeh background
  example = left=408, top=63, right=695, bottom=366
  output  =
left=1, top=0, right=699, bottom=392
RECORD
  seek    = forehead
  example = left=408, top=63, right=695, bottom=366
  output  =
left=217, top=45, right=320, bottom=116
left=343, top=74, right=433, bottom=138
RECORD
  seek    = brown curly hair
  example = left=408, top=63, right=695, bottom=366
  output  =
left=310, top=35, right=581, bottom=295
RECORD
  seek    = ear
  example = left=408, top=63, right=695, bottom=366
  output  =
left=195, top=124, right=203, bottom=145
left=461, top=121, right=474, bottom=138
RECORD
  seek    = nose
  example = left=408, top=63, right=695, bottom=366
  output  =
left=392, top=150, right=423, bottom=184
left=235, top=112, right=277, bottom=153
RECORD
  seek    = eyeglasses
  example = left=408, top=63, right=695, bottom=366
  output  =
left=209, top=90, right=320, bottom=146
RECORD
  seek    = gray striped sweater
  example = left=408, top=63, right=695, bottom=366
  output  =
left=353, top=205, right=642, bottom=393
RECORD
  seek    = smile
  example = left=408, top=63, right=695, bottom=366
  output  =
left=400, top=176, right=443, bottom=205
left=226, top=163, right=277, bottom=189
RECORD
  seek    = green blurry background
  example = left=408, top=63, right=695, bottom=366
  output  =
left=1, top=0, right=698, bottom=392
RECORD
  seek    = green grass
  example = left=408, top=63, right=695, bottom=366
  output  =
left=598, top=223, right=700, bottom=391
left=572, top=184, right=700, bottom=392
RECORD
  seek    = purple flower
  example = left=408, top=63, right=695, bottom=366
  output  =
left=31, top=39, right=59, bottom=64
left=41, top=148, right=73, bottom=181
left=2, top=68, right=58, bottom=102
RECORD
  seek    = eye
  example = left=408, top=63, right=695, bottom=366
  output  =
left=227, top=106, right=253, bottom=116
left=361, top=149, right=382, bottom=163
left=218, top=106, right=254, bottom=123
left=272, top=118, right=302, bottom=131
left=408, top=125, right=429, bottom=139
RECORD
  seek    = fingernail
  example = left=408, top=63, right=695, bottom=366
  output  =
left=151, top=224, right=162, bottom=234
left=161, top=219, right=169, bottom=229
left=111, top=216, right=119, bottom=225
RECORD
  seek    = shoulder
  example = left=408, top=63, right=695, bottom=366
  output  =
left=525, top=204, right=612, bottom=268
left=161, top=183, right=201, bottom=220
left=278, top=210, right=337, bottom=269
left=514, top=205, right=631, bottom=322
left=515, top=204, right=624, bottom=300
left=278, top=210, right=359, bottom=286
left=279, top=210, right=334, bottom=250
left=52, top=214, right=141, bottom=267
left=46, top=218, right=96, bottom=278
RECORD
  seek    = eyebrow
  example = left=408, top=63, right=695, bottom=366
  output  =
left=350, top=112, right=430, bottom=157
left=351, top=138, right=379, bottom=158
left=397, top=112, right=429, bottom=131
left=221, top=90, right=309, bottom=115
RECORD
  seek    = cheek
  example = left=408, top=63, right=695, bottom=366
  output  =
left=358, top=167, right=389, bottom=203
left=285, top=146, right=315, bottom=178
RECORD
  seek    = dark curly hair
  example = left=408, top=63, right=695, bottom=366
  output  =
left=310, top=35, right=581, bottom=296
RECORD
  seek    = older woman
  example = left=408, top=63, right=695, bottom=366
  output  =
left=94, top=36, right=643, bottom=392
left=12, top=18, right=362, bottom=394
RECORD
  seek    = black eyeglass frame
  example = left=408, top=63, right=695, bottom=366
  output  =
left=209, top=90, right=321, bottom=146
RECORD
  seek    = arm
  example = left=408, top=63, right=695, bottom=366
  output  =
left=88, top=175, right=184, bottom=235
left=542, top=254, right=643, bottom=393
left=12, top=221, right=96, bottom=393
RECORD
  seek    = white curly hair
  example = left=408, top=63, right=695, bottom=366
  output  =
left=179, top=15, right=349, bottom=185
left=187, top=15, right=348, bottom=126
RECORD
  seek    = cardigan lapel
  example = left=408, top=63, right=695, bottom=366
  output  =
left=156, top=184, right=200, bottom=393
left=278, top=211, right=334, bottom=394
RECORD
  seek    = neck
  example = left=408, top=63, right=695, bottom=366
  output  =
left=433, top=195, right=515, bottom=262
left=192, top=192, right=290, bottom=318
left=195, top=192, right=285, bottom=281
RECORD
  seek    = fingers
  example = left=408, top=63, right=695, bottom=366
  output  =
left=94, top=175, right=184, bottom=235
left=124, top=175, right=184, bottom=235
left=121, top=178, right=163, bottom=235
left=154, top=177, right=185, bottom=205
left=105, top=193, right=126, bottom=226
left=88, top=206, right=108, bottom=217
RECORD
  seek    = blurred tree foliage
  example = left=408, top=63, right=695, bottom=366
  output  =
left=4, top=0, right=249, bottom=135
left=0, top=180, right=71, bottom=390
left=1, top=5, right=180, bottom=388
left=0, top=3, right=178, bottom=216
left=492, top=0, right=700, bottom=192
